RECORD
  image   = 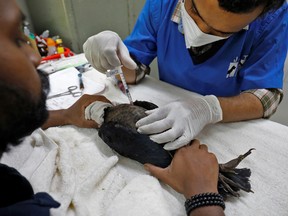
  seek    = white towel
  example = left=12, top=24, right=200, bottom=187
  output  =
left=197, top=120, right=288, bottom=216
left=2, top=71, right=288, bottom=215
left=2, top=119, right=288, bottom=215
left=44, top=126, right=127, bottom=216
left=1, top=126, right=183, bottom=216
left=105, top=175, right=185, bottom=216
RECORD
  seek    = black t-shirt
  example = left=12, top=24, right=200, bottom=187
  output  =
left=0, top=163, right=60, bottom=215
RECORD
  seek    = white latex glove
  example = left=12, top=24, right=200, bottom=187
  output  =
left=85, top=101, right=113, bottom=125
left=83, top=30, right=137, bottom=73
left=136, top=95, right=223, bottom=150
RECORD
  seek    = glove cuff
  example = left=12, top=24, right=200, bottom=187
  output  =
left=204, top=95, right=223, bottom=123
left=85, top=101, right=113, bottom=125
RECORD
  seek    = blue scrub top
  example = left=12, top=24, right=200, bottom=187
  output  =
left=124, top=0, right=288, bottom=97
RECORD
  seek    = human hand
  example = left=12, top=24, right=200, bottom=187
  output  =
left=83, top=30, right=137, bottom=73
left=136, top=95, right=222, bottom=150
left=64, top=94, right=111, bottom=128
left=144, top=140, right=219, bottom=198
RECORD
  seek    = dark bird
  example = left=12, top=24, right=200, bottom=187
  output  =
left=98, top=100, right=254, bottom=199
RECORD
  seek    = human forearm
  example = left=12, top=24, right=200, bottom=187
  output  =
left=42, top=108, right=98, bottom=130
left=184, top=188, right=225, bottom=216
left=183, top=181, right=224, bottom=216
left=42, top=94, right=111, bottom=129
left=189, top=206, right=225, bottom=216
left=119, top=66, right=137, bottom=84
left=121, top=62, right=150, bottom=84
left=42, top=110, right=68, bottom=129
left=218, top=92, right=263, bottom=122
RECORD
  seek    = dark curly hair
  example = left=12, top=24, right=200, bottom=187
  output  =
left=218, top=0, right=286, bottom=14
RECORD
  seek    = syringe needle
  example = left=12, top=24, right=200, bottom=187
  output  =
left=118, top=67, right=133, bottom=104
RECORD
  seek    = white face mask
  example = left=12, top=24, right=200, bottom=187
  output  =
left=181, top=2, right=228, bottom=48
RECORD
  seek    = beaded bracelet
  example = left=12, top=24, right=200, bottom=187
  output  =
left=184, top=192, right=225, bottom=215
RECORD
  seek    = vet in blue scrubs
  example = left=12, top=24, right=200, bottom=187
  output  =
left=124, top=0, right=288, bottom=97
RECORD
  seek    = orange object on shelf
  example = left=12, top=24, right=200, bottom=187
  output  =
left=56, top=38, right=65, bottom=54
left=41, top=47, right=74, bottom=61
left=46, top=38, right=56, bottom=56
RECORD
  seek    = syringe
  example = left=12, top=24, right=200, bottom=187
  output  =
left=106, top=66, right=133, bottom=104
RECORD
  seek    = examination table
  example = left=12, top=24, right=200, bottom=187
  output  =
left=1, top=64, right=288, bottom=216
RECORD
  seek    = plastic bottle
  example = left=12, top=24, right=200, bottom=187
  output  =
left=56, top=38, right=65, bottom=54
left=40, top=30, right=50, bottom=38
left=46, top=38, right=56, bottom=56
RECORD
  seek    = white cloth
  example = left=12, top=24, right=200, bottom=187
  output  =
left=1, top=69, right=288, bottom=216
left=85, top=101, right=113, bottom=125
left=197, top=120, right=288, bottom=216
left=1, top=127, right=183, bottom=216
left=2, top=119, right=288, bottom=215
